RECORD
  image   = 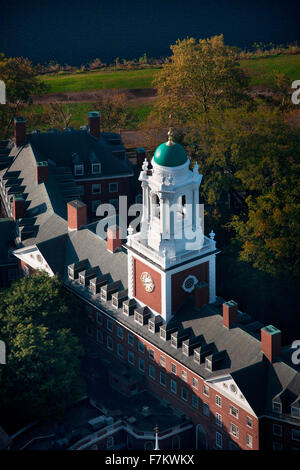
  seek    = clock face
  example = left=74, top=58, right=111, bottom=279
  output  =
left=140, top=272, right=155, bottom=293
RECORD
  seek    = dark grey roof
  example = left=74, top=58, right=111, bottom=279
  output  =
left=0, top=218, right=16, bottom=264
left=28, top=128, right=133, bottom=178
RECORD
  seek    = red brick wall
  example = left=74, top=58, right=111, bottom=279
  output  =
left=171, top=261, right=209, bottom=312
left=133, top=257, right=162, bottom=314
left=88, top=308, right=259, bottom=450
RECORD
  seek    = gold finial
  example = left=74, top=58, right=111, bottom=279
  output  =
left=154, top=424, right=159, bottom=433
left=166, top=127, right=175, bottom=147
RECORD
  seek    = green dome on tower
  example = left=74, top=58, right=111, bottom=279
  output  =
left=153, top=129, right=187, bottom=167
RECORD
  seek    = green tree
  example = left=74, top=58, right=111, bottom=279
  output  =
left=152, top=35, right=250, bottom=125
left=0, top=54, right=48, bottom=139
left=94, top=92, right=130, bottom=131
left=0, top=274, right=85, bottom=426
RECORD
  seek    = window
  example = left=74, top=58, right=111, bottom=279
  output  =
left=216, top=432, right=222, bottom=449
left=171, top=336, right=177, bottom=348
left=109, top=182, right=118, bottom=193
left=77, top=185, right=85, bottom=195
left=92, top=163, right=101, bottom=174
left=203, top=384, right=209, bottom=396
left=160, top=356, right=166, bottom=368
left=181, top=388, right=188, bottom=402
left=117, top=326, right=123, bottom=339
left=216, top=413, right=222, bottom=428
left=181, top=370, right=188, bottom=383
left=128, top=334, right=134, bottom=346
left=92, top=200, right=101, bottom=213
left=149, top=365, right=156, bottom=380
left=128, top=350, right=134, bottom=365
left=291, top=406, right=300, bottom=418
left=291, top=429, right=300, bottom=442
left=74, top=164, right=84, bottom=176
left=215, top=395, right=222, bottom=407
left=160, top=329, right=166, bottom=341
left=149, top=349, right=155, bottom=360
left=229, top=405, right=239, bottom=419
left=92, top=183, right=101, bottom=194
left=273, top=424, right=282, bottom=436
left=192, top=394, right=199, bottom=409
left=117, top=343, right=124, bottom=358
left=96, top=312, right=102, bottom=324
left=138, top=341, right=145, bottom=354
left=246, top=434, right=253, bottom=448
left=192, top=377, right=198, bottom=390
left=170, top=379, right=177, bottom=394
left=170, top=363, right=177, bottom=375
left=96, top=330, right=103, bottom=343
left=106, top=335, right=113, bottom=351
left=203, top=403, right=210, bottom=417
left=23, top=265, right=30, bottom=277
left=138, top=357, right=145, bottom=372
left=160, top=372, right=166, bottom=387
left=106, top=436, right=114, bottom=450
left=246, top=416, right=253, bottom=428
left=230, top=422, right=239, bottom=438
left=107, top=319, right=113, bottom=332
left=272, top=402, right=282, bottom=414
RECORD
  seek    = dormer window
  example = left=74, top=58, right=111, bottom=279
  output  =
left=272, top=402, right=282, bottom=414
left=74, top=164, right=84, bottom=176
left=291, top=406, right=300, bottom=418
left=92, top=163, right=101, bottom=174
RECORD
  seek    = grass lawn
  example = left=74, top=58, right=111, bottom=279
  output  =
left=40, top=68, right=160, bottom=94
left=241, top=54, right=300, bottom=86
left=38, top=55, right=300, bottom=94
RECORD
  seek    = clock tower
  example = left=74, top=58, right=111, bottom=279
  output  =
left=127, top=130, right=218, bottom=322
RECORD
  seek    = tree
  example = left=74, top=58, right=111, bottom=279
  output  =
left=94, top=92, right=130, bottom=131
left=0, top=54, right=48, bottom=139
left=43, top=102, right=73, bottom=130
left=152, top=35, right=250, bottom=125
left=0, top=274, right=85, bottom=426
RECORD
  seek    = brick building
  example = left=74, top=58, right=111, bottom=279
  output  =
left=0, top=124, right=299, bottom=450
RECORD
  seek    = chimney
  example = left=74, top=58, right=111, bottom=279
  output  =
left=107, top=225, right=122, bottom=253
left=223, top=300, right=238, bottom=328
left=194, top=281, right=209, bottom=308
left=14, top=117, right=26, bottom=147
left=88, top=111, right=100, bottom=139
left=67, top=200, right=87, bottom=230
left=13, top=193, right=25, bottom=220
left=261, top=325, right=281, bottom=362
left=36, top=161, right=48, bottom=184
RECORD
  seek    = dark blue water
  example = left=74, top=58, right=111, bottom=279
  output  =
left=1, top=0, right=299, bottom=65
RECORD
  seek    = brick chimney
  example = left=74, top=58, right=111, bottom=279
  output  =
left=67, top=200, right=87, bottom=230
left=223, top=300, right=238, bottom=328
left=13, top=193, right=25, bottom=220
left=36, top=161, right=48, bottom=184
left=14, top=117, right=26, bottom=147
left=194, top=281, right=209, bottom=309
left=261, top=325, right=281, bottom=362
left=107, top=225, right=122, bottom=253
left=88, top=111, right=100, bottom=139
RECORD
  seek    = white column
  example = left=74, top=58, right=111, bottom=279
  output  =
left=209, top=255, right=216, bottom=303
left=128, top=252, right=134, bottom=298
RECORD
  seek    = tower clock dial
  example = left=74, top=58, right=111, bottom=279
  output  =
left=140, top=272, right=155, bottom=293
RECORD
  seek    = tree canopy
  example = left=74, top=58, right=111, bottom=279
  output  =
left=0, top=274, right=85, bottom=427
left=152, top=35, right=250, bottom=124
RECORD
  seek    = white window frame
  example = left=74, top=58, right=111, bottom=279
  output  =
left=181, top=370, right=188, bottom=383
left=246, top=416, right=253, bottom=428
left=138, top=357, right=145, bottom=372
left=160, top=372, right=166, bottom=387
left=74, top=164, right=84, bottom=176
left=181, top=388, right=188, bottom=402
left=106, top=335, right=113, bottom=351
left=128, top=350, right=134, bottom=365
left=149, top=365, right=156, bottom=380
left=272, top=402, right=282, bottom=414
left=216, top=432, right=222, bottom=449
left=128, top=333, right=134, bottom=346
left=192, top=377, right=198, bottom=390
left=107, top=318, right=113, bottom=332
left=203, top=403, right=210, bottom=417
left=170, top=379, right=177, bottom=394
left=216, top=412, right=222, bottom=428
left=216, top=395, right=222, bottom=408
left=92, top=163, right=101, bottom=174
left=203, top=384, right=209, bottom=396
left=117, top=343, right=124, bottom=358
left=138, top=340, right=145, bottom=354
left=192, top=394, right=199, bottom=409
left=229, top=405, right=239, bottom=419
left=170, top=363, right=177, bottom=375
left=117, top=326, right=123, bottom=339
left=230, top=422, right=239, bottom=438
left=160, top=355, right=166, bottom=368
left=246, top=434, right=253, bottom=448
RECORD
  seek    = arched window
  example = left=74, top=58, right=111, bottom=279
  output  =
left=152, top=193, right=160, bottom=219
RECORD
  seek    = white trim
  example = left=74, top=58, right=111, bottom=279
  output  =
left=75, top=172, right=133, bottom=182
